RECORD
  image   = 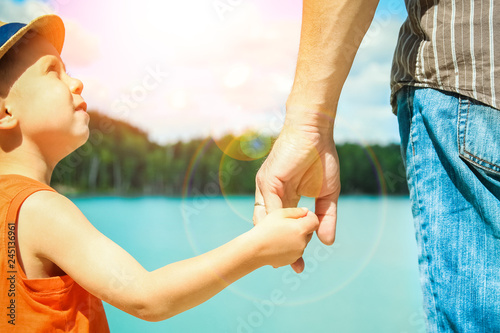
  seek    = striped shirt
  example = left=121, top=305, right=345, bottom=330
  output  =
left=390, top=0, right=500, bottom=112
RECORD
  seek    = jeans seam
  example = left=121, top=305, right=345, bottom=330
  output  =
left=407, top=90, right=440, bottom=332
left=406, top=88, right=416, bottom=157
left=457, top=95, right=463, bottom=158
left=461, top=153, right=500, bottom=174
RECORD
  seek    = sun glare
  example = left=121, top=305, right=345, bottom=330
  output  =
left=224, top=64, right=251, bottom=88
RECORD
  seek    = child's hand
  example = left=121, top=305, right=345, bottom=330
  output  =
left=249, top=207, right=319, bottom=270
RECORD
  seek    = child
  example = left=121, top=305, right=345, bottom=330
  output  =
left=0, top=14, right=318, bottom=332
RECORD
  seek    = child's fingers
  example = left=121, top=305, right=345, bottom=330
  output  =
left=276, top=207, right=309, bottom=219
left=299, top=211, right=320, bottom=234
left=272, top=208, right=318, bottom=233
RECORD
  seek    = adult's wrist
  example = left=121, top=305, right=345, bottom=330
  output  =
left=284, top=104, right=335, bottom=138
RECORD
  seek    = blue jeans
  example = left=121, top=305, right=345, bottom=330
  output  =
left=396, top=87, right=500, bottom=332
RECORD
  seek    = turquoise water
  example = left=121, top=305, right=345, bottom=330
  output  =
left=73, top=196, right=425, bottom=333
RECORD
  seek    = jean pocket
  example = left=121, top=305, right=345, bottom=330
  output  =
left=458, top=98, right=500, bottom=176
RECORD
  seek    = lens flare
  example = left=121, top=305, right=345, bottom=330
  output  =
left=180, top=131, right=392, bottom=304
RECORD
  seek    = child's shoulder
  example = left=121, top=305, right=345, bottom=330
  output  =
left=0, top=175, right=82, bottom=226
left=19, top=183, right=82, bottom=241
left=20, top=187, right=82, bottom=225
left=14, top=176, right=86, bottom=251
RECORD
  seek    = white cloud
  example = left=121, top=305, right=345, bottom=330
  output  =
left=61, top=19, right=100, bottom=67
left=0, top=0, right=54, bottom=23
left=142, top=5, right=405, bottom=144
left=70, top=1, right=301, bottom=143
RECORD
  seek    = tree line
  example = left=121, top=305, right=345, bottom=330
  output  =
left=51, top=111, right=409, bottom=196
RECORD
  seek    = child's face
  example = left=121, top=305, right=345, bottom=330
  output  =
left=4, top=33, right=89, bottom=160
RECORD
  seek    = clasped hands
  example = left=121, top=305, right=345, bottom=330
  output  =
left=253, top=118, right=340, bottom=273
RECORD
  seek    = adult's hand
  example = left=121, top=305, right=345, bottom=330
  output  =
left=253, top=118, right=340, bottom=273
left=253, top=0, right=378, bottom=274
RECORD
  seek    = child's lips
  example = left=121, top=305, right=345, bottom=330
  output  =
left=75, top=101, right=88, bottom=112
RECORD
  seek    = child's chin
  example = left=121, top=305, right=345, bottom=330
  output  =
left=78, top=130, right=90, bottom=146
left=69, top=128, right=90, bottom=150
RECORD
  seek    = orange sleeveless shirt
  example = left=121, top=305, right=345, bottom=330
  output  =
left=0, top=175, right=109, bottom=332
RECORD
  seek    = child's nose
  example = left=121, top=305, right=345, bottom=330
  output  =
left=70, top=77, right=84, bottom=95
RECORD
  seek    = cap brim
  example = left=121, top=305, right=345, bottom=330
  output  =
left=0, top=14, right=65, bottom=60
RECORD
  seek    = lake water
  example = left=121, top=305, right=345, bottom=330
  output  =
left=73, top=195, right=425, bottom=333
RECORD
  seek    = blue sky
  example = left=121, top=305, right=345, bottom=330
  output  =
left=1, top=0, right=408, bottom=144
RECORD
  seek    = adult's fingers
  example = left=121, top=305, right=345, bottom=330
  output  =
left=291, top=257, right=305, bottom=273
left=253, top=182, right=267, bottom=225
left=259, top=184, right=283, bottom=214
left=315, top=194, right=338, bottom=245
left=255, top=172, right=283, bottom=215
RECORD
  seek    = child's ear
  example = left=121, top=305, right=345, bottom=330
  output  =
left=0, top=100, right=18, bottom=130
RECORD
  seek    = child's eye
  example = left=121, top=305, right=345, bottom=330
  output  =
left=45, top=66, right=58, bottom=75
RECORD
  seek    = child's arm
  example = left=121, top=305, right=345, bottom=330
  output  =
left=18, top=191, right=318, bottom=321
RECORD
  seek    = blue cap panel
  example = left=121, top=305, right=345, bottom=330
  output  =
left=0, top=23, right=26, bottom=48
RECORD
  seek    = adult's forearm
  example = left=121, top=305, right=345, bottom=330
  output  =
left=286, top=0, right=380, bottom=126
